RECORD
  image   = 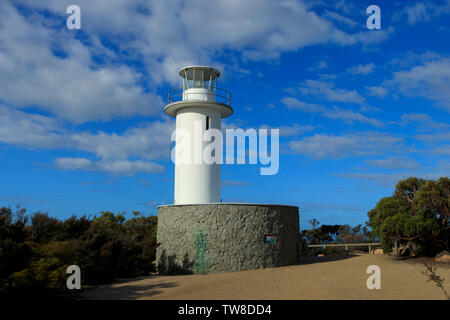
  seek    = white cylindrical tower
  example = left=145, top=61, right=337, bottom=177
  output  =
left=165, top=66, right=233, bottom=204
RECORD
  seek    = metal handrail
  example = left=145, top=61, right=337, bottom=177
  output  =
left=307, top=243, right=381, bottom=248
left=307, top=242, right=381, bottom=252
left=166, top=87, right=232, bottom=106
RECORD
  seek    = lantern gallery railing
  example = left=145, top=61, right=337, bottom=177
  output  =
left=166, top=87, right=232, bottom=106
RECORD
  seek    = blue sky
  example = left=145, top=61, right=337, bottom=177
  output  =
left=0, top=0, right=449, bottom=229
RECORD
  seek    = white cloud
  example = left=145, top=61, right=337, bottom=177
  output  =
left=317, top=73, right=337, bottom=80
left=261, top=123, right=315, bottom=136
left=322, top=107, right=382, bottom=127
left=288, top=132, right=404, bottom=159
left=399, top=113, right=449, bottom=131
left=416, top=131, right=450, bottom=144
left=0, top=1, right=399, bottom=176
left=387, top=51, right=444, bottom=70
left=334, top=172, right=416, bottom=187
left=432, top=145, right=450, bottom=155
left=0, top=104, right=175, bottom=159
left=322, top=10, right=358, bottom=28
left=366, top=86, right=387, bottom=98
left=404, top=1, right=450, bottom=25
left=281, top=97, right=325, bottom=112
left=0, top=105, right=64, bottom=149
left=401, top=113, right=432, bottom=123
left=365, top=157, right=420, bottom=170
left=347, top=63, right=375, bottom=75
left=406, top=3, right=431, bottom=25
left=389, top=57, right=450, bottom=111
left=308, top=58, right=329, bottom=72
left=68, top=120, right=175, bottom=160
left=299, top=80, right=366, bottom=104
left=279, top=124, right=315, bottom=136
left=281, top=97, right=381, bottom=127
left=55, top=158, right=165, bottom=175
left=0, top=104, right=174, bottom=174
left=335, top=170, right=448, bottom=187
left=0, top=0, right=394, bottom=125
left=10, top=0, right=390, bottom=81
left=335, top=156, right=449, bottom=187
left=0, top=3, right=163, bottom=123
left=222, top=180, right=249, bottom=187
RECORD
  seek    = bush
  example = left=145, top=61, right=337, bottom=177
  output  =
left=0, top=207, right=158, bottom=299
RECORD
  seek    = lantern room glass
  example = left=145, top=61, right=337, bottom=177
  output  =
left=182, top=69, right=217, bottom=92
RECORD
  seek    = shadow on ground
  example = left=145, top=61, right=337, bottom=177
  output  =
left=388, top=255, right=450, bottom=269
left=298, top=253, right=359, bottom=265
left=82, top=276, right=178, bottom=300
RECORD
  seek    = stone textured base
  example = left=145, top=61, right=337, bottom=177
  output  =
left=156, top=203, right=300, bottom=274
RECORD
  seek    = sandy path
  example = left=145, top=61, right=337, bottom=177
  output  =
left=83, top=254, right=450, bottom=300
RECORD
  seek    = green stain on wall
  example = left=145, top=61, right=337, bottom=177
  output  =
left=193, top=230, right=209, bottom=274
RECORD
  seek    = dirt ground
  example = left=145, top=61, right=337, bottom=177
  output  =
left=82, top=253, right=450, bottom=300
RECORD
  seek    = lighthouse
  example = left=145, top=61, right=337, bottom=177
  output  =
left=157, top=66, right=300, bottom=275
left=165, top=66, right=233, bottom=204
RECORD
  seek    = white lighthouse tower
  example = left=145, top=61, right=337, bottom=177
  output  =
left=165, top=66, right=233, bottom=204
left=157, top=66, right=300, bottom=275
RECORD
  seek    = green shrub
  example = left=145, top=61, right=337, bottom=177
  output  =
left=0, top=207, right=158, bottom=299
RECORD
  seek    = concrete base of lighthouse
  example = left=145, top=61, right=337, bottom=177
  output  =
left=155, top=203, right=300, bottom=274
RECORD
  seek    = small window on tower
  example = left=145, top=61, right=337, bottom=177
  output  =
left=206, top=116, right=210, bottom=130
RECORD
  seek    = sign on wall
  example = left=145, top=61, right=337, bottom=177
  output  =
left=264, top=235, right=276, bottom=244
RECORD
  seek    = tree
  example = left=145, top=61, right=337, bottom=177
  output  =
left=0, top=206, right=33, bottom=296
left=367, top=177, right=449, bottom=256
left=0, top=207, right=159, bottom=299
left=308, top=219, right=320, bottom=230
left=30, top=212, right=63, bottom=243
